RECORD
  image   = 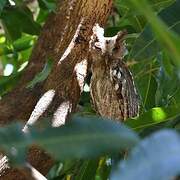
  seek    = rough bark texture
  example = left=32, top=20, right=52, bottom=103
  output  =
left=0, top=0, right=112, bottom=179
left=0, top=168, right=35, bottom=180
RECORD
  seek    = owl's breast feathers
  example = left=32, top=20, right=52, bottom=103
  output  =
left=90, top=58, right=139, bottom=121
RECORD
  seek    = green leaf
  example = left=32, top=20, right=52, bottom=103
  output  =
left=0, top=123, right=30, bottom=166
left=160, top=51, right=174, bottom=77
left=125, top=105, right=180, bottom=130
left=38, top=0, right=56, bottom=11
left=156, top=56, right=180, bottom=106
left=1, top=6, right=41, bottom=41
left=26, top=58, right=53, bottom=88
left=144, top=75, right=157, bottom=109
left=150, top=0, right=175, bottom=11
left=129, top=0, right=180, bottom=69
left=96, top=158, right=111, bottom=180
left=36, top=8, right=49, bottom=24
left=135, top=62, right=158, bottom=110
left=13, top=35, right=36, bottom=53
left=129, top=27, right=160, bottom=60
left=0, top=72, right=22, bottom=96
left=0, top=35, right=36, bottom=56
left=115, top=0, right=174, bottom=33
left=0, top=116, right=139, bottom=164
left=74, top=159, right=99, bottom=180
left=111, top=130, right=180, bottom=180
left=31, top=116, right=139, bottom=160
left=0, top=0, right=7, bottom=14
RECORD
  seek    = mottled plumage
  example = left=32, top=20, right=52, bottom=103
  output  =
left=90, top=24, right=139, bottom=121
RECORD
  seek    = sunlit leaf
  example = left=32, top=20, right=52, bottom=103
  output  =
left=125, top=105, right=180, bottom=130
left=0, top=35, right=36, bottom=56
left=1, top=6, right=41, bottom=41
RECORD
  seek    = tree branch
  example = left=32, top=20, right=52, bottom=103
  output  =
left=0, top=0, right=113, bottom=178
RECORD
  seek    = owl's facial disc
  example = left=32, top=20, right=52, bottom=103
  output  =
left=104, top=37, right=117, bottom=55
left=90, top=24, right=128, bottom=59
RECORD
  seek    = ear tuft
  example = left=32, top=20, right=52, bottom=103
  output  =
left=116, top=30, right=127, bottom=44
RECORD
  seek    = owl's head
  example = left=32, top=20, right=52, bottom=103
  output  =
left=90, top=24, right=128, bottom=60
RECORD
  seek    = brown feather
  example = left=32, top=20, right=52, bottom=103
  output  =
left=90, top=24, right=139, bottom=121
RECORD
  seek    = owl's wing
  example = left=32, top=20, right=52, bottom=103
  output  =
left=110, top=60, right=139, bottom=119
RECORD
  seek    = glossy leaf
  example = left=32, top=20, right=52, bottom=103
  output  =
left=0, top=35, right=36, bottom=56
left=1, top=6, right=41, bottom=41
left=125, top=104, right=180, bottom=130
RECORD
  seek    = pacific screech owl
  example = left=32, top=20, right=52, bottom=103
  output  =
left=90, top=24, right=139, bottom=121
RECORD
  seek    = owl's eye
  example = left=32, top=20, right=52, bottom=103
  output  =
left=95, top=46, right=101, bottom=50
left=112, top=47, right=119, bottom=52
left=94, top=42, right=102, bottom=51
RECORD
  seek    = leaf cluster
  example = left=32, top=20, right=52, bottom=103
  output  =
left=0, top=0, right=180, bottom=179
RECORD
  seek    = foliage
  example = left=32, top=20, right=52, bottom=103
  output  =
left=0, top=0, right=55, bottom=93
left=0, top=0, right=180, bottom=180
left=26, top=58, right=53, bottom=89
left=0, top=117, right=139, bottom=164
left=111, top=130, right=180, bottom=180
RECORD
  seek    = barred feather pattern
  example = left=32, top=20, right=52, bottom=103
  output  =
left=90, top=25, right=139, bottom=121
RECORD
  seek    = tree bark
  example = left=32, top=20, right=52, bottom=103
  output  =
left=0, top=0, right=112, bottom=178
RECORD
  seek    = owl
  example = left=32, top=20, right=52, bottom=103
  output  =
left=90, top=24, right=139, bottom=121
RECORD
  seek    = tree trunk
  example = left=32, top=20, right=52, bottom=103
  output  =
left=0, top=0, right=112, bottom=178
